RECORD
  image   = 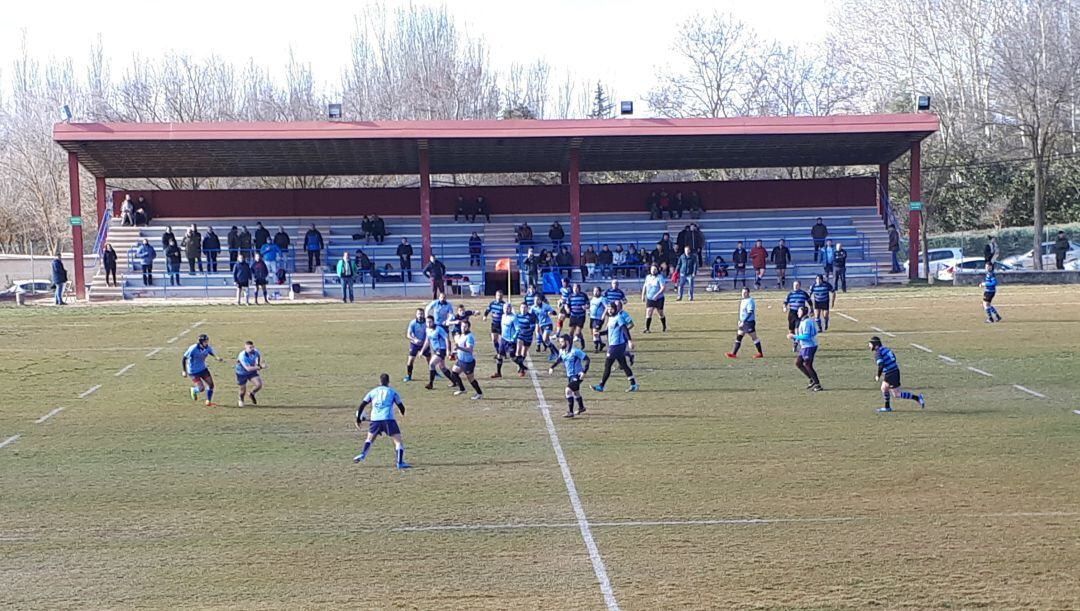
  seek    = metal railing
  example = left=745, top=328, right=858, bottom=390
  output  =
left=122, top=247, right=297, bottom=300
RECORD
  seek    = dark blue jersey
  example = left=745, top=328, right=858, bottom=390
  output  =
left=810, top=282, right=833, bottom=303
left=602, top=287, right=626, bottom=305
left=486, top=299, right=506, bottom=324
left=514, top=312, right=537, bottom=343
left=875, top=346, right=899, bottom=375
left=983, top=272, right=998, bottom=293
left=567, top=292, right=589, bottom=316
left=784, top=289, right=811, bottom=312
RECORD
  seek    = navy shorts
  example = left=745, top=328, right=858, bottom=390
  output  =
left=775, top=263, right=787, bottom=271
left=646, top=297, right=665, bottom=309
left=235, top=281, right=249, bottom=288
left=567, top=377, right=582, bottom=392
left=739, top=320, right=756, bottom=334
left=823, top=263, right=834, bottom=274
left=189, top=369, right=212, bottom=383
left=983, top=292, right=995, bottom=303
left=518, top=337, right=533, bottom=348
left=814, top=300, right=830, bottom=312
left=569, top=315, right=586, bottom=328
left=798, top=346, right=818, bottom=362
left=499, top=339, right=514, bottom=355
left=369, top=419, right=401, bottom=437
left=490, top=321, right=501, bottom=334
left=539, top=325, right=553, bottom=335
left=235, top=370, right=260, bottom=385
left=408, top=343, right=430, bottom=358
left=590, top=318, right=604, bottom=330
left=433, top=348, right=447, bottom=360
left=608, top=342, right=628, bottom=359
left=457, top=359, right=476, bottom=375
left=883, top=370, right=901, bottom=388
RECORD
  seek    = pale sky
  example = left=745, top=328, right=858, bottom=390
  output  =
left=2, top=0, right=834, bottom=114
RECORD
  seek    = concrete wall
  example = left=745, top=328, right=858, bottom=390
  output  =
left=0, top=254, right=94, bottom=286
left=954, top=270, right=1080, bottom=285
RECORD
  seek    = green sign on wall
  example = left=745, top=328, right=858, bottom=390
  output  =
left=69, top=216, right=83, bottom=226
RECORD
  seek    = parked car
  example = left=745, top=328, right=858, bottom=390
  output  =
left=904, top=247, right=964, bottom=277
left=937, top=258, right=1014, bottom=281
left=0, top=280, right=53, bottom=300
left=1001, top=241, right=1080, bottom=269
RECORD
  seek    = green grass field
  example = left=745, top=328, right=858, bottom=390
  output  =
left=2, top=285, right=1079, bottom=609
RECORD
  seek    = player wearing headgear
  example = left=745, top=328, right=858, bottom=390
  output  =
left=182, top=333, right=225, bottom=407
left=419, top=315, right=455, bottom=390
left=787, top=305, right=822, bottom=392
left=641, top=264, right=668, bottom=333
left=353, top=373, right=410, bottom=469
left=869, top=336, right=925, bottom=412
left=549, top=334, right=591, bottom=418
left=404, top=308, right=429, bottom=382
left=235, top=340, right=265, bottom=407
left=566, top=283, right=590, bottom=350
left=726, top=287, right=764, bottom=358
left=450, top=320, right=484, bottom=399
left=783, top=280, right=813, bottom=352
left=810, top=274, right=834, bottom=331
left=980, top=263, right=1002, bottom=323
left=592, top=301, right=638, bottom=392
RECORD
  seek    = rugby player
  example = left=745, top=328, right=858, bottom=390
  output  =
left=353, top=373, right=410, bottom=469
left=404, top=308, right=428, bottom=382
left=869, top=336, right=925, bottom=412
left=482, top=290, right=507, bottom=354
left=603, top=278, right=627, bottom=307
left=450, top=320, right=484, bottom=399
left=787, top=305, right=822, bottom=391
left=531, top=294, right=559, bottom=360
left=592, top=301, right=639, bottom=392
left=726, top=287, right=764, bottom=358
left=566, top=283, right=590, bottom=350
left=181, top=333, right=225, bottom=407
left=980, top=263, right=1002, bottom=323
left=555, top=277, right=573, bottom=333
left=491, top=302, right=518, bottom=379
left=810, top=274, right=834, bottom=331
left=549, top=334, right=591, bottom=418
left=512, top=302, right=537, bottom=376
left=589, top=286, right=607, bottom=353
left=235, top=340, right=265, bottom=407
left=641, top=264, right=668, bottom=333
left=783, top=280, right=813, bottom=352
left=419, top=315, right=455, bottom=390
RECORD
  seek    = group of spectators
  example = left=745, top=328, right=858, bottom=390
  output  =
left=647, top=190, right=704, bottom=220
left=351, top=215, right=389, bottom=243
left=453, top=195, right=491, bottom=223
left=119, top=194, right=152, bottom=227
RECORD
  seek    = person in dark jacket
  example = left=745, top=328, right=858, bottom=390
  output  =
left=233, top=253, right=252, bottom=305
left=731, top=241, right=748, bottom=289
left=454, top=196, right=468, bottom=222
left=555, top=246, right=573, bottom=278
left=135, top=238, right=156, bottom=286
left=371, top=215, right=387, bottom=244
left=597, top=245, right=614, bottom=279
left=687, top=190, right=703, bottom=219
left=227, top=226, right=240, bottom=271
left=810, top=217, right=828, bottom=262
left=304, top=224, right=324, bottom=272
left=834, top=242, right=848, bottom=292
left=161, top=226, right=176, bottom=250
left=396, top=238, right=414, bottom=281
left=672, top=191, right=685, bottom=219
left=770, top=239, right=792, bottom=289
left=237, top=226, right=253, bottom=260
left=102, top=243, right=118, bottom=287
left=549, top=222, right=565, bottom=248
left=51, top=253, right=68, bottom=305
left=165, top=239, right=182, bottom=286
left=251, top=252, right=270, bottom=304
left=647, top=191, right=662, bottom=220
left=658, top=233, right=674, bottom=259
left=523, top=248, right=540, bottom=289
left=1053, top=230, right=1071, bottom=269
left=181, top=224, right=202, bottom=274
left=355, top=249, right=375, bottom=289
left=273, top=226, right=291, bottom=251
left=423, top=254, right=446, bottom=299
left=676, top=245, right=698, bottom=301
left=887, top=225, right=901, bottom=273
left=202, top=227, right=221, bottom=272
left=469, top=232, right=483, bottom=267
left=253, top=222, right=270, bottom=250
left=474, top=196, right=490, bottom=222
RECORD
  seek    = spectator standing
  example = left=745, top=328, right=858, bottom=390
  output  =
left=423, top=254, right=447, bottom=299
left=251, top=252, right=270, bottom=304
left=811, top=217, right=828, bottom=262
left=397, top=238, right=414, bottom=281
left=474, top=196, right=490, bottom=222
left=983, top=236, right=999, bottom=264
left=273, top=226, right=291, bottom=269
left=51, top=253, right=68, bottom=305
left=165, top=239, right=182, bottom=286
left=233, top=254, right=252, bottom=305
left=731, top=241, right=749, bottom=289
left=238, top=225, right=253, bottom=261
left=182, top=225, right=203, bottom=274
left=658, top=190, right=670, bottom=218
left=581, top=246, right=598, bottom=280
left=254, top=222, right=270, bottom=250
left=598, top=245, right=614, bottom=279
left=549, top=221, right=565, bottom=249
left=260, top=241, right=281, bottom=277
left=690, top=224, right=706, bottom=266
left=469, top=232, right=483, bottom=267
left=659, top=232, right=674, bottom=258
left=749, top=239, right=768, bottom=289
left=834, top=242, right=848, bottom=292
left=120, top=195, right=135, bottom=226
left=203, top=227, right=221, bottom=273
left=887, top=225, right=901, bottom=273
left=1053, top=230, right=1071, bottom=270
left=227, top=226, right=241, bottom=271
left=672, top=191, right=685, bottom=219
left=820, top=238, right=836, bottom=281
left=304, top=224, right=324, bottom=272
left=770, top=239, right=792, bottom=289
left=136, top=238, right=156, bottom=286
left=523, top=247, right=541, bottom=289
left=102, top=243, right=118, bottom=287
left=647, top=191, right=662, bottom=220
left=161, top=226, right=176, bottom=251
left=454, top=196, right=468, bottom=222
left=676, top=246, right=698, bottom=301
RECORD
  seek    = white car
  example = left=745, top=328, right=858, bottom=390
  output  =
left=1001, top=240, right=1080, bottom=269
left=0, top=280, right=53, bottom=301
left=937, top=258, right=1014, bottom=281
left=905, top=247, right=963, bottom=277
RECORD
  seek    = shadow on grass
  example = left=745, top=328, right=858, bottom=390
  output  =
left=416, top=459, right=537, bottom=468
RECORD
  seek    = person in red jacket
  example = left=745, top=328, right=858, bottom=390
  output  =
left=749, top=240, right=768, bottom=289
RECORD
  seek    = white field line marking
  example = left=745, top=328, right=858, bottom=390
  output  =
left=870, top=326, right=896, bottom=338
left=166, top=336, right=179, bottom=344
left=527, top=359, right=619, bottom=611
left=1014, top=385, right=1047, bottom=399
left=177, top=329, right=190, bottom=337
left=836, top=312, right=859, bottom=322
left=115, top=363, right=135, bottom=377
left=35, top=407, right=65, bottom=423
left=78, top=384, right=102, bottom=399
left=0, top=434, right=22, bottom=449
left=938, top=355, right=957, bottom=364
left=145, top=347, right=162, bottom=358
left=910, top=343, right=934, bottom=353
left=1073, top=410, right=1080, bottom=416
left=191, top=320, right=206, bottom=328
left=967, top=366, right=993, bottom=378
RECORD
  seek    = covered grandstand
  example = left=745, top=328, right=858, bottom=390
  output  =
left=52, top=114, right=938, bottom=300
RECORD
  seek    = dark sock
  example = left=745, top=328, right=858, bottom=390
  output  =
left=453, top=373, right=465, bottom=391
left=496, top=358, right=503, bottom=375
left=660, top=316, right=667, bottom=331
left=628, top=376, right=637, bottom=385
left=441, top=367, right=454, bottom=381
left=206, top=388, right=214, bottom=402
left=576, top=397, right=585, bottom=410
left=883, top=391, right=891, bottom=409
left=396, top=446, right=404, bottom=464
left=732, top=338, right=742, bottom=354
left=754, top=340, right=763, bottom=355
left=567, top=397, right=575, bottom=412
left=361, top=440, right=372, bottom=456
left=407, top=364, right=413, bottom=377
left=492, top=340, right=500, bottom=352
left=429, top=369, right=436, bottom=385
left=470, top=380, right=482, bottom=394
left=900, top=391, right=914, bottom=400
left=646, top=317, right=653, bottom=331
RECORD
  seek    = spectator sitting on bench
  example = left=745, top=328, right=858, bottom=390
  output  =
left=516, top=222, right=534, bottom=244
left=687, top=190, right=704, bottom=219
left=711, top=255, right=729, bottom=278
left=454, top=196, right=469, bottom=222
left=473, top=196, right=490, bottom=223
left=371, top=215, right=387, bottom=244
left=549, top=221, right=565, bottom=248
left=359, top=215, right=373, bottom=242
left=555, top=246, right=573, bottom=278
left=135, top=195, right=152, bottom=226
left=647, top=191, right=662, bottom=220
left=120, top=195, right=135, bottom=226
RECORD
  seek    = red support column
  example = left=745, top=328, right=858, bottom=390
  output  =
left=419, top=144, right=432, bottom=263
left=68, top=152, right=86, bottom=300
left=568, top=149, right=581, bottom=270
left=908, top=143, right=922, bottom=281
left=95, top=177, right=107, bottom=224
left=878, top=164, right=889, bottom=218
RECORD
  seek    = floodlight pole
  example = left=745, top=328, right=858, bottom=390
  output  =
left=68, top=152, right=86, bottom=300
left=908, top=142, right=922, bottom=281
left=568, top=148, right=581, bottom=269
left=418, top=143, right=432, bottom=262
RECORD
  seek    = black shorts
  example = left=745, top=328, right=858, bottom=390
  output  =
left=738, top=320, right=756, bottom=334
left=457, top=360, right=476, bottom=375
left=814, top=300, right=829, bottom=312
left=823, top=264, right=834, bottom=274
left=646, top=297, right=665, bottom=309
left=490, top=321, right=501, bottom=334
left=433, top=348, right=447, bottom=360
left=235, top=281, right=249, bottom=288
left=255, top=279, right=268, bottom=286
left=775, top=264, right=787, bottom=271
left=408, top=343, right=430, bottom=358
left=569, top=315, right=586, bottom=328
left=883, top=370, right=901, bottom=388
left=787, top=310, right=800, bottom=332
left=567, top=378, right=582, bottom=392
left=983, top=292, right=995, bottom=303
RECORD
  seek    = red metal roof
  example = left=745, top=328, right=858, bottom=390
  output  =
left=53, top=114, right=938, bottom=178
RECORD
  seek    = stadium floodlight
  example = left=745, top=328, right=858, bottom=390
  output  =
left=916, top=95, right=931, bottom=111
left=620, top=101, right=634, bottom=116
left=60, top=105, right=73, bottom=122
left=328, top=103, right=343, bottom=120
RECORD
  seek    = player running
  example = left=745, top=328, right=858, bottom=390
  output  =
left=810, top=274, right=834, bottom=331
left=980, top=263, right=1002, bottom=323
left=555, top=277, right=573, bottom=334
left=783, top=280, right=813, bottom=352
left=483, top=290, right=507, bottom=354
left=869, top=336, right=925, bottom=412
left=531, top=294, right=559, bottom=360
left=512, top=302, right=537, bottom=376
left=641, top=264, right=668, bottom=333
left=353, top=373, right=410, bottom=469
left=787, top=305, right=822, bottom=392
left=491, top=302, right=518, bottom=379
left=566, top=283, right=590, bottom=350
left=549, top=334, right=591, bottom=418
left=588, top=286, right=607, bottom=353
left=235, top=340, right=265, bottom=407
left=420, top=315, right=455, bottom=390
left=404, top=308, right=429, bottom=382
left=592, top=301, right=639, bottom=392
left=450, top=320, right=484, bottom=399
left=726, top=287, right=764, bottom=359
left=181, top=333, right=225, bottom=407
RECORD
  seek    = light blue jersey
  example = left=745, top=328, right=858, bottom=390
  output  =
left=407, top=319, right=426, bottom=346
left=183, top=343, right=215, bottom=374
left=235, top=349, right=261, bottom=375
left=455, top=332, right=476, bottom=363
left=531, top=302, right=556, bottom=329
left=739, top=297, right=756, bottom=323
left=794, top=318, right=818, bottom=349
left=589, top=296, right=606, bottom=319
left=643, top=274, right=665, bottom=300
left=362, top=385, right=402, bottom=421
left=501, top=310, right=519, bottom=342
left=426, top=299, right=454, bottom=326
left=425, top=325, right=449, bottom=352
left=607, top=310, right=633, bottom=346
left=557, top=347, right=588, bottom=379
